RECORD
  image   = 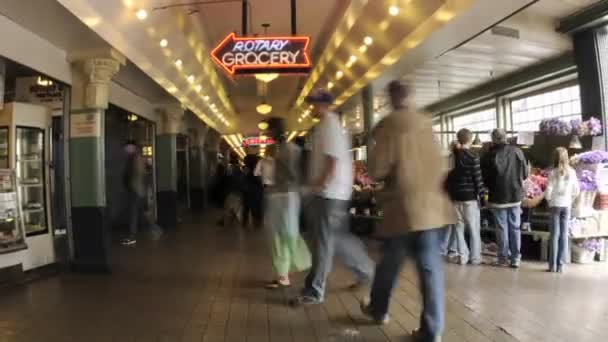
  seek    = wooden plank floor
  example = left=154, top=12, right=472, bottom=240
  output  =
left=1, top=212, right=608, bottom=341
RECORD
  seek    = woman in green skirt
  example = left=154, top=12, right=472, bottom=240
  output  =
left=264, top=117, right=311, bottom=289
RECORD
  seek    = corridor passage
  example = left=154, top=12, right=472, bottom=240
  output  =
left=1, top=213, right=608, bottom=342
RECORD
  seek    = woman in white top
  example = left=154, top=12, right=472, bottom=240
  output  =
left=544, top=147, right=580, bottom=273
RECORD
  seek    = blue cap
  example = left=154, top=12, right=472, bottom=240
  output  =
left=305, top=89, right=334, bottom=104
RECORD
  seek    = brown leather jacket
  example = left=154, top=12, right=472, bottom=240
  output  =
left=368, top=109, right=455, bottom=236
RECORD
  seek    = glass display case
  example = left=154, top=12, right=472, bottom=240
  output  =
left=0, top=169, right=26, bottom=253
left=15, top=127, right=47, bottom=236
left=0, top=128, right=8, bottom=169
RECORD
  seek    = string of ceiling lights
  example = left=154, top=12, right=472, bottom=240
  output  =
left=128, top=4, right=232, bottom=129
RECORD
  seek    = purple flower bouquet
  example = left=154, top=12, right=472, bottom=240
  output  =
left=577, top=169, right=598, bottom=191
left=572, top=150, right=608, bottom=165
left=539, top=118, right=571, bottom=136
left=580, top=238, right=603, bottom=253
left=587, top=117, right=602, bottom=136
left=570, top=119, right=589, bottom=136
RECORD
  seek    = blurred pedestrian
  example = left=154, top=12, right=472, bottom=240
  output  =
left=264, top=117, right=311, bottom=289
left=361, top=81, right=454, bottom=342
left=481, top=129, right=528, bottom=268
left=292, top=89, right=374, bottom=306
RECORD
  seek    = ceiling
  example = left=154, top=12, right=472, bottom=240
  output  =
left=0, top=0, right=176, bottom=105
left=335, top=0, right=601, bottom=133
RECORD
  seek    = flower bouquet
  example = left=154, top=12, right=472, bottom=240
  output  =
left=571, top=150, right=608, bottom=167
left=539, top=118, right=571, bottom=136
left=539, top=116, right=602, bottom=136
left=572, top=238, right=602, bottom=263
left=522, top=169, right=548, bottom=208
left=573, top=169, right=598, bottom=218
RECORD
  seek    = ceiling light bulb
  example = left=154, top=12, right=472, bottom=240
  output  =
left=254, top=73, right=279, bottom=83
left=195, top=85, right=202, bottom=92
left=258, top=122, right=269, bottom=130
left=187, top=75, right=195, bottom=83
left=349, top=55, right=357, bottom=63
left=203, top=95, right=210, bottom=101
left=175, top=59, right=183, bottom=68
left=359, top=45, right=367, bottom=53
left=160, top=39, right=168, bottom=47
left=210, top=103, right=216, bottom=108
left=336, top=71, right=344, bottom=79
left=298, top=118, right=302, bottom=123
left=312, top=118, right=320, bottom=123
left=256, top=102, right=273, bottom=115
left=328, top=82, right=334, bottom=89
left=364, top=36, right=373, bottom=45
left=136, top=9, right=148, bottom=20
left=260, top=135, right=268, bottom=140
left=389, top=6, right=400, bottom=16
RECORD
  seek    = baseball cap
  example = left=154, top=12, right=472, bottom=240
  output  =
left=304, top=89, right=334, bottom=104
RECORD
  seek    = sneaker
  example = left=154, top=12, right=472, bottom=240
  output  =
left=121, top=238, right=136, bottom=246
left=360, top=298, right=390, bottom=325
left=510, top=261, right=521, bottom=269
left=458, top=256, right=469, bottom=265
left=265, top=279, right=291, bottom=290
left=290, top=295, right=322, bottom=306
left=492, top=259, right=509, bottom=267
left=411, top=328, right=442, bottom=342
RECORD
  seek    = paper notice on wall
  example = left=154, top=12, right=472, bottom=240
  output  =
left=71, top=112, right=101, bottom=138
left=517, top=132, right=534, bottom=146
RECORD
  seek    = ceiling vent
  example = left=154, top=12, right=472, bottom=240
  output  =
left=491, top=26, right=520, bottom=39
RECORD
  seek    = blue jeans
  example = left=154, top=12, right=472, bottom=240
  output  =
left=491, top=206, right=521, bottom=264
left=302, top=196, right=374, bottom=300
left=368, top=229, right=445, bottom=339
left=549, top=207, right=570, bottom=270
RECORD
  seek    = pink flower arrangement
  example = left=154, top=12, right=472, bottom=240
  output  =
left=523, top=169, right=548, bottom=199
left=353, top=162, right=372, bottom=187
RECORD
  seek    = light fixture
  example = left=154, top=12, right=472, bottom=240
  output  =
left=256, top=101, right=273, bottom=115
left=336, top=71, right=344, bottom=79
left=127, top=114, right=138, bottom=122
left=203, top=95, right=210, bottom=101
left=195, top=85, right=202, bottom=92
left=210, top=103, right=217, bottom=109
left=260, top=135, right=268, bottom=140
left=359, top=45, right=367, bottom=53
left=160, top=39, right=168, bottom=47
left=187, top=75, right=195, bottom=83
left=328, top=82, right=334, bottom=89
left=175, top=59, right=183, bottom=68
left=312, top=118, right=320, bottom=123
left=389, top=6, right=400, bottom=16
left=349, top=55, right=357, bottom=63
left=260, top=144, right=267, bottom=148
left=254, top=73, right=279, bottom=83
left=298, top=118, right=302, bottom=123
left=472, top=134, right=482, bottom=147
left=569, top=135, right=583, bottom=149
left=36, top=76, right=53, bottom=87
left=258, top=122, right=269, bottom=130
left=364, top=36, right=373, bottom=45
left=136, top=9, right=148, bottom=20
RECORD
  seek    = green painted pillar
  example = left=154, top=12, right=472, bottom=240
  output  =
left=188, top=125, right=208, bottom=210
left=362, top=85, right=374, bottom=141
left=156, top=105, right=184, bottom=229
left=69, top=55, right=124, bottom=272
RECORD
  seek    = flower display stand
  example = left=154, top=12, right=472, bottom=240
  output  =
left=571, top=244, right=596, bottom=264
left=572, top=191, right=597, bottom=218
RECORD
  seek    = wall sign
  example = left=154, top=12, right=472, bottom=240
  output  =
left=211, top=33, right=311, bottom=76
left=71, top=111, right=101, bottom=138
left=242, top=136, right=275, bottom=147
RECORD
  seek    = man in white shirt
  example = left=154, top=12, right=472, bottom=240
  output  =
left=254, top=155, right=275, bottom=187
left=292, top=89, right=374, bottom=306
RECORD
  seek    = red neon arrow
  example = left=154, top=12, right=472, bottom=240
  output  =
left=210, top=32, right=311, bottom=76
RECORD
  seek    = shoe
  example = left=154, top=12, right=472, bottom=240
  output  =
left=458, top=256, right=469, bottom=265
left=290, top=295, right=322, bottom=306
left=265, top=279, right=291, bottom=289
left=510, top=261, right=521, bottom=269
left=411, top=328, right=442, bottom=342
left=546, top=268, right=556, bottom=273
left=557, top=265, right=563, bottom=273
left=360, top=298, right=390, bottom=325
left=121, top=238, right=136, bottom=246
left=492, top=259, right=509, bottom=267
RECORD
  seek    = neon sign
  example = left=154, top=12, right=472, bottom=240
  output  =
left=211, top=33, right=311, bottom=76
left=242, top=136, right=276, bottom=147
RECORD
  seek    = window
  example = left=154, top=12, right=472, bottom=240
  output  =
left=452, top=107, right=497, bottom=143
left=511, top=84, right=581, bottom=131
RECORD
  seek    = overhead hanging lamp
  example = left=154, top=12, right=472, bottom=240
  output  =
left=472, top=133, right=482, bottom=147
left=256, top=101, right=272, bottom=115
left=569, top=135, right=583, bottom=149
left=258, top=121, right=269, bottom=130
left=255, top=73, right=279, bottom=83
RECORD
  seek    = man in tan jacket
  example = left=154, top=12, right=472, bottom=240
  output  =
left=361, top=81, right=455, bottom=342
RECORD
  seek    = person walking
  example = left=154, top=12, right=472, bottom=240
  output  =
left=292, top=89, right=374, bottom=305
left=122, top=141, right=146, bottom=246
left=545, top=147, right=579, bottom=273
left=481, top=129, right=529, bottom=268
left=360, top=81, right=454, bottom=342
left=445, top=129, right=485, bottom=265
left=263, top=117, right=311, bottom=289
